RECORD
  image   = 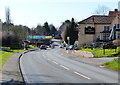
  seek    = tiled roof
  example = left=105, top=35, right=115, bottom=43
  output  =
left=78, top=15, right=115, bottom=24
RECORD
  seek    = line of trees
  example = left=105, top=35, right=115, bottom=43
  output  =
left=34, top=22, right=58, bottom=36
left=1, top=22, right=31, bottom=49
left=1, top=7, right=58, bottom=49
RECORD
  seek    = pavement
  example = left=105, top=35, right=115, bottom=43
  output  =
left=0, top=52, right=24, bottom=84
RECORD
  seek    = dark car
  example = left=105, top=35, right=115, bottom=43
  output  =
left=40, top=45, right=47, bottom=50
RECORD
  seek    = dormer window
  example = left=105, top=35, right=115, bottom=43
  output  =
left=104, top=26, right=109, bottom=31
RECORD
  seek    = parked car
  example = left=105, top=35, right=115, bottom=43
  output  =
left=40, top=45, right=47, bottom=50
left=90, top=42, right=103, bottom=48
left=59, top=43, right=66, bottom=48
left=68, top=45, right=78, bottom=50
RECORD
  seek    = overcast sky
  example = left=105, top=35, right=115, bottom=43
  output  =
left=0, top=0, right=119, bottom=28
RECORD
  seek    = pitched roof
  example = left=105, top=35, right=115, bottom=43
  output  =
left=78, top=15, right=115, bottom=24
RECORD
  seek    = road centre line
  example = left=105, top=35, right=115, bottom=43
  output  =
left=43, top=55, right=46, bottom=58
left=47, top=58, right=51, bottom=61
left=43, top=52, right=91, bottom=80
left=73, top=71, right=91, bottom=80
left=60, top=65, right=70, bottom=70
left=52, top=61, right=58, bottom=64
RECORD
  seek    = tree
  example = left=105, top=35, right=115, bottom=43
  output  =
left=50, top=24, right=57, bottom=36
left=34, top=24, right=45, bottom=35
left=94, top=5, right=110, bottom=15
left=43, top=22, right=50, bottom=35
left=5, top=7, right=12, bottom=47
left=64, top=18, right=78, bottom=45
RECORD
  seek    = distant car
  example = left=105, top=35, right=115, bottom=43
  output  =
left=40, top=45, right=47, bottom=50
left=50, top=43, right=59, bottom=46
left=59, top=43, right=66, bottom=48
left=59, top=44, right=62, bottom=48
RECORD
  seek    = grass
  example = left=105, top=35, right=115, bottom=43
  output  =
left=103, top=58, right=120, bottom=71
left=0, top=45, right=37, bottom=70
left=80, top=47, right=120, bottom=57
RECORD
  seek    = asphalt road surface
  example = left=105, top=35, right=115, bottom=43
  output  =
left=20, top=47, right=118, bottom=84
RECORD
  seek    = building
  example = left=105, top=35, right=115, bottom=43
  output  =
left=78, top=9, right=120, bottom=46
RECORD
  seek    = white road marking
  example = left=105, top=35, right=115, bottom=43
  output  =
left=47, top=58, right=51, bottom=61
left=60, top=65, right=70, bottom=70
left=73, top=71, right=91, bottom=80
left=43, top=55, right=46, bottom=58
left=43, top=53, right=90, bottom=80
left=52, top=61, right=58, bottom=64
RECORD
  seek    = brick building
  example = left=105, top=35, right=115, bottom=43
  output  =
left=78, top=9, right=120, bottom=47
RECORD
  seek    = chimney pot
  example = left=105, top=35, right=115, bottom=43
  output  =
left=115, top=9, right=118, bottom=11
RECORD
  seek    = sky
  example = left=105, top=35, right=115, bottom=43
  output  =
left=0, top=0, right=119, bottom=28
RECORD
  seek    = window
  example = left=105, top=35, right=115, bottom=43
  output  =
left=118, top=33, right=120, bottom=39
left=100, top=33, right=110, bottom=41
left=115, top=24, right=120, bottom=29
left=104, top=26, right=109, bottom=31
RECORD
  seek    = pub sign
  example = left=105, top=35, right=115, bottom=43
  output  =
left=85, top=26, right=95, bottom=34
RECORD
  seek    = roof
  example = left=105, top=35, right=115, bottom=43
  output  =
left=79, top=9, right=120, bottom=24
left=78, top=15, right=115, bottom=24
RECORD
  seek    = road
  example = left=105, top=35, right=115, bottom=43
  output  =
left=20, top=47, right=118, bottom=84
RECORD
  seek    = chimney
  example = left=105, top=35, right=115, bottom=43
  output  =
left=115, top=9, right=118, bottom=11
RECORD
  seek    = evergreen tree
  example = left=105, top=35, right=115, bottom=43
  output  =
left=50, top=24, right=57, bottom=36
left=43, top=22, right=50, bottom=35
left=64, top=18, right=77, bottom=45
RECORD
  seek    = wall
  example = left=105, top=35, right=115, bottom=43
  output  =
left=78, top=23, right=111, bottom=47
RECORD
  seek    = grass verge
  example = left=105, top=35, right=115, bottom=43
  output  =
left=80, top=47, right=120, bottom=57
left=103, top=58, right=120, bottom=71
left=0, top=45, right=37, bottom=70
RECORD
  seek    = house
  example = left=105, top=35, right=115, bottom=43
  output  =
left=78, top=9, right=120, bottom=47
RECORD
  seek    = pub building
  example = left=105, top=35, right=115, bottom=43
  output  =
left=78, top=9, right=120, bottom=47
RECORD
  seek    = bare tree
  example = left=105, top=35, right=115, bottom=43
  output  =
left=94, top=5, right=110, bottom=15
left=5, top=7, right=11, bottom=25
left=5, top=7, right=12, bottom=47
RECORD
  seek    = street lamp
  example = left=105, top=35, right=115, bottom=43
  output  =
left=67, top=37, right=70, bottom=45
